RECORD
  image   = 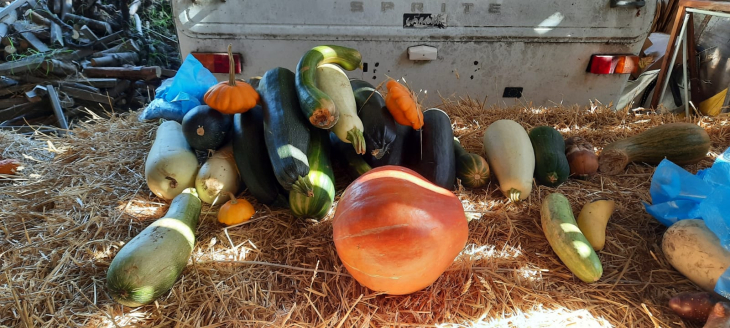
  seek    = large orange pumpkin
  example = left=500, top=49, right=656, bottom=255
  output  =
left=332, top=165, right=468, bottom=295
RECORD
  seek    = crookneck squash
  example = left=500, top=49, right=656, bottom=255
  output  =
left=350, top=79, right=397, bottom=160
left=316, top=63, right=366, bottom=155
left=295, top=45, right=362, bottom=129
left=599, top=123, right=710, bottom=175
left=529, top=126, right=569, bottom=187
left=260, top=67, right=313, bottom=195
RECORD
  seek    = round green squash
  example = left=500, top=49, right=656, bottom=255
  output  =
left=181, top=105, right=232, bottom=151
left=529, top=126, right=569, bottom=187
left=453, top=138, right=490, bottom=188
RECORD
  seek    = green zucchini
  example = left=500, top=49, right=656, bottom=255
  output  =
left=295, top=45, right=362, bottom=129
left=329, top=131, right=372, bottom=178
left=290, top=129, right=336, bottom=220
left=529, top=126, right=570, bottom=187
left=350, top=79, right=397, bottom=160
left=260, top=67, right=313, bottom=196
left=106, top=188, right=202, bottom=306
left=232, top=107, right=289, bottom=208
left=541, top=193, right=603, bottom=283
left=454, top=138, right=490, bottom=188
left=412, top=108, right=456, bottom=190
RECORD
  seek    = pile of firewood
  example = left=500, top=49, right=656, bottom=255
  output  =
left=0, top=0, right=178, bottom=134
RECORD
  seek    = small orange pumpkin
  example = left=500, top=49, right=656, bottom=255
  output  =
left=384, top=79, right=424, bottom=130
left=203, top=44, right=260, bottom=114
left=217, top=192, right=255, bottom=226
left=0, top=159, right=21, bottom=175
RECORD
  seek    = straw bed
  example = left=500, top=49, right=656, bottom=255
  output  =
left=1, top=100, right=729, bottom=328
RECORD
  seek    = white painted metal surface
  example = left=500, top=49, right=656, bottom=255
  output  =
left=171, top=0, right=657, bottom=107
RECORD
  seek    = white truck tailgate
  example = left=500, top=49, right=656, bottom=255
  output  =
left=172, top=0, right=656, bottom=107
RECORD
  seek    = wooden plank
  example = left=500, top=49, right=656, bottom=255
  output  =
left=0, top=56, right=44, bottom=75
left=681, top=0, right=730, bottom=12
left=650, top=5, right=688, bottom=109
left=83, top=66, right=161, bottom=81
left=64, top=13, right=111, bottom=35
left=0, top=0, right=37, bottom=21
left=722, top=86, right=730, bottom=114
left=64, top=77, right=119, bottom=88
left=60, top=85, right=111, bottom=103
left=0, top=97, right=28, bottom=109
left=0, top=101, right=44, bottom=123
left=12, top=22, right=49, bottom=52
left=90, top=52, right=138, bottom=67
left=686, top=14, right=702, bottom=106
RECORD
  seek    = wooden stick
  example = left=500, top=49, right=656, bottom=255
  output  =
left=94, top=39, right=139, bottom=56
left=35, top=8, right=75, bottom=33
left=50, top=23, right=64, bottom=46
left=64, top=13, right=111, bottom=35
left=90, top=52, right=138, bottom=67
left=12, top=22, right=50, bottom=52
left=40, top=59, right=78, bottom=76
left=0, top=0, right=38, bottom=21
left=61, top=85, right=111, bottom=103
left=24, top=9, right=51, bottom=27
left=46, top=85, right=68, bottom=135
left=105, top=79, right=130, bottom=97
left=0, top=23, right=8, bottom=39
left=83, top=66, right=161, bottom=81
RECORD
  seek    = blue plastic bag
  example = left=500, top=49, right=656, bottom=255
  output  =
left=644, top=146, right=730, bottom=297
left=138, top=97, right=201, bottom=122
left=139, top=54, right=218, bottom=122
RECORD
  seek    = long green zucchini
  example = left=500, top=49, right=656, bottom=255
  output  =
left=541, top=193, right=603, bottom=283
left=290, top=129, right=336, bottom=219
left=260, top=67, right=313, bottom=196
left=232, top=107, right=289, bottom=208
left=106, top=188, right=202, bottom=306
left=295, top=45, right=362, bottom=129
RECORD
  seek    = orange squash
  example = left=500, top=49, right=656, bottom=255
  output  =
left=0, top=159, right=21, bottom=175
left=203, top=44, right=260, bottom=114
left=217, top=192, right=255, bottom=226
left=384, top=79, right=424, bottom=130
left=332, top=165, right=468, bottom=295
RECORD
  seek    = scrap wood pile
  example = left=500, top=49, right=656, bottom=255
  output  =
left=2, top=97, right=730, bottom=327
left=0, top=0, right=178, bottom=134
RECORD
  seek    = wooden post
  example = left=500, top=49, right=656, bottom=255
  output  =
left=83, top=66, right=162, bottom=81
left=90, top=52, right=139, bottom=67
left=64, top=13, right=111, bottom=35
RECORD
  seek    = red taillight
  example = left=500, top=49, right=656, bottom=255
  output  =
left=191, top=52, right=242, bottom=74
left=588, top=55, right=639, bottom=75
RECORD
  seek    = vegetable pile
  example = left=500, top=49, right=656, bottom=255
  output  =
left=111, top=43, right=721, bottom=315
